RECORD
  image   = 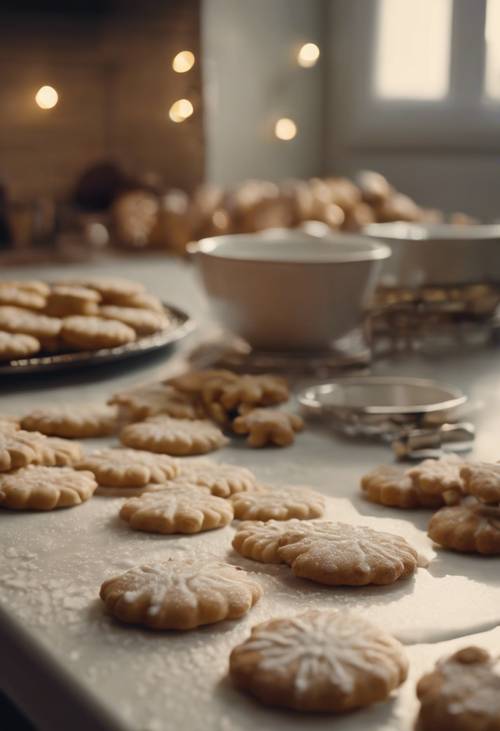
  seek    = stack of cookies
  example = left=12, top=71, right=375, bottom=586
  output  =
left=0, top=277, right=169, bottom=361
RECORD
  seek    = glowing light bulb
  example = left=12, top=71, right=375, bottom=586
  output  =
left=172, top=50, right=195, bottom=73
left=35, top=85, right=58, bottom=110
left=169, top=99, right=194, bottom=123
left=297, top=42, right=320, bottom=68
left=274, top=118, right=298, bottom=141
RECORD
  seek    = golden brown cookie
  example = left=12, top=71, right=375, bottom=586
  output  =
left=120, top=415, right=228, bottom=456
left=76, top=447, right=178, bottom=487
left=460, top=461, right=500, bottom=504
left=0, top=284, right=46, bottom=310
left=361, top=465, right=443, bottom=509
left=415, top=646, right=500, bottom=731
left=175, top=458, right=258, bottom=497
left=229, top=609, right=408, bottom=712
left=99, top=305, right=168, bottom=336
left=232, top=409, right=304, bottom=447
left=118, top=291, right=164, bottom=313
left=277, top=521, right=419, bottom=585
left=0, top=466, right=96, bottom=510
left=232, top=519, right=304, bottom=563
left=45, top=285, right=100, bottom=316
left=119, top=485, right=233, bottom=533
left=44, top=437, right=83, bottom=466
left=218, top=375, right=289, bottom=410
left=0, top=416, right=20, bottom=432
left=3, top=280, right=50, bottom=297
left=0, top=331, right=40, bottom=360
left=109, top=383, right=203, bottom=421
left=0, top=306, right=61, bottom=350
left=21, top=404, right=117, bottom=438
left=167, top=369, right=238, bottom=395
left=428, top=500, right=500, bottom=554
left=100, top=559, right=262, bottom=630
left=63, top=277, right=145, bottom=305
left=0, top=429, right=46, bottom=471
left=60, top=316, right=136, bottom=350
left=408, top=455, right=465, bottom=505
left=231, top=485, right=325, bottom=521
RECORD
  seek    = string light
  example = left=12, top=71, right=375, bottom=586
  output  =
left=274, top=118, right=298, bottom=141
left=35, top=85, right=58, bottom=110
left=172, top=50, right=195, bottom=73
left=297, top=42, right=320, bottom=68
left=169, top=98, right=194, bottom=123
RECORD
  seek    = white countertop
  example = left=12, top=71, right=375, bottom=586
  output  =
left=1, top=256, right=500, bottom=731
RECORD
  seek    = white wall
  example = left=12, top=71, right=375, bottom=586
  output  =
left=202, top=0, right=325, bottom=185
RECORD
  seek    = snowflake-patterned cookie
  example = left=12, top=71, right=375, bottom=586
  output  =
left=277, top=521, right=419, bottom=585
left=60, top=316, right=136, bottom=351
left=361, top=465, right=443, bottom=509
left=76, top=448, right=178, bottom=487
left=100, top=559, right=262, bottom=630
left=229, top=609, right=408, bottom=712
left=428, top=501, right=500, bottom=554
left=119, top=485, right=234, bottom=533
left=21, top=404, right=118, bottom=439
left=460, top=462, right=500, bottom=505
left=408, top=455, right=465, bottom=505
left=120, top=415, right=228, bottom=456
left=109, top=383, right=203, bottom=421
left=232, top=520, right=305, bottom=563
left=232, top=409, right=304, bottom=447
left=231, top=485, right=325, bottom=521
left=415, top=646, right=500, bottom=731
left=175, top=458, right=258, bottom=497
left=0, top=465, right=97, bottom=510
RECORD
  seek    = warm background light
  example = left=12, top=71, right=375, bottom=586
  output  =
left=297, top=42, right=320, bottom=68
left=169, top=98, right=194, bottom=123
left=274, top=117, right=297, bottom=140
left=172, top=50, right=195, bottom=73
left=35, top=85, right=58, bottom=110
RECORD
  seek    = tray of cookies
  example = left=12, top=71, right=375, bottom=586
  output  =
left=0, top=277, right=194, bottom=375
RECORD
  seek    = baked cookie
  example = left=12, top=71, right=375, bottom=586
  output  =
left=100, top=559, right=262, bottom=630
left=361, top=465, right=443, bottom=509
left=120, top=415, right=228, bottom=456
left=0, top=429, right=46, bottom=471
left=231, top=485, right=325, bottom=521
left=109, top=383, right=202, bottom=421
left=229, top=609, right=408, bottom=712
left=119, top=485, right=233, bottom=533
left=277, top=521, right=419, bottom=585
left=232, top=519, right=304, bottom=563
left=415, top=646, right=500, bottom=731
left=0, top=331, right=40, bottom=360
left=233, top=409, right=304, bottom=447
left=219, top=375, right=289, bottom=410
left=428, top=500, right=500, bottom=554
left=168, top=369, right=238, bottom=395
left=99, top=305, right=168, bottom=336
left=45, top=285, right=100, bottom=316
left=64, top=277, right=145, bottom=305
left=0, top=306, right=61, bottom=350
left=176, top=458, right=258, bottom=497
left=0, top=466, right=96, bottom=510
left=76, top=448, right=178, bottom=487
left=408, top=455, right=465, bottom=505
left=460, top=461, right=500, bottom=504
left=0, top=416, right=20, bottom=432
left=2, top=280, right=50, bottom=297
left=118, top=291, right=164, bottom=313
left=44, top=437, right=83, bottom=466
left=21, top=404, right=117, bottom=438
left=60, top=316, right=136, bottom=350
left=0, top=284, right=46, bottom=310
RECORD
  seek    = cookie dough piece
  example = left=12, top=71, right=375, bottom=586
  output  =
left=278, top=521, right=419, bottom=586
left=44, top=437, right=83, bottom=466
left=0, top=307, right=61, bottom=350
left=0, top=429, right=46, bottom=471
left=21, top=405, right=117, bottom=439
left=233, top=409, right=304, bottom=447
left=109, top=383, right=203, bottom=421
left=428, top=501, right=500, bottom=554
left=77, top=448, right=178, bottom=487
left=0, top=466, right=96, bottom=510
left=99, top=305, right=168, bottom=336
left=408, top=455, right=465, bottom=505
left=100, top=559, right=262, bottom=630
left=119, top=485, right=233, bottom=533
left=229, top=609, right=408, bottom=712
left=232, top=519, right=304, bottom=563
left=120, top=416, right=228, bottom=456
left=0, top=331, right=40, bottom=360
left=361, top=465, right=443, bottom=509
left=415, top=646, right=500, bottom=731
left=0, top=285, right=46, bottom=310
left=460, top=461, right=500, bottom=504
left=60, top=316, right=136, bottom=350
left=45, top=285, right=101, bottom=316
left=176, top=458, right=258, bottom=497
left=231, top=485, right=325, bottom=521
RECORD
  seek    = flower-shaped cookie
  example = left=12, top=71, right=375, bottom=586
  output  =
left=0, top=466, right=96, bottom=510
left=233, top=409, right=304, bottom=447
left=120, top=416, right=228, bottom=456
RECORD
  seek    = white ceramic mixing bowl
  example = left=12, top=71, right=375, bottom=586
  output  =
left=189, top=231, right=391, bottom=350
